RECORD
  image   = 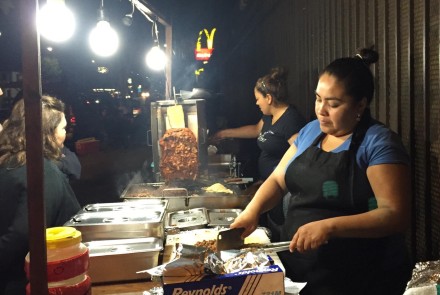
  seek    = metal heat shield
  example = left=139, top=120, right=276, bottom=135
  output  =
left=150, top=99, right=208, bottom=182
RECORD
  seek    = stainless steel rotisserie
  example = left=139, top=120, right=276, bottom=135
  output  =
left=150, top=99, right=207, bottom=182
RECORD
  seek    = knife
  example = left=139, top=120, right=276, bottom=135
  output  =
left=216, top=228, right=245, bottom=252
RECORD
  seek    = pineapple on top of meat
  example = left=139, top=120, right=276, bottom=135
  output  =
left=159, top=128, right=199, bottom=181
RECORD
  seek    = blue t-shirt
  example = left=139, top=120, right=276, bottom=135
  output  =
left=290, top=119, right=410, bottom=170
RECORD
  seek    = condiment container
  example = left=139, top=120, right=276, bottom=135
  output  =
left=25, top=226, right=91, bottom=295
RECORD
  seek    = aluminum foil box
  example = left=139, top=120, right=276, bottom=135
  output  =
left=163, top=265, right=284, bottom=295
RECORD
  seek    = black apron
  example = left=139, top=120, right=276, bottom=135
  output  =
left=280, top=124, right=411, bottom=295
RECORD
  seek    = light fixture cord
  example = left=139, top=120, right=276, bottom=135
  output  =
left=130, top=1, right=135, bottom=15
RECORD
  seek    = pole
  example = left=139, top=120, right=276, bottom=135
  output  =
left=19, top=0, right=48, bottom=294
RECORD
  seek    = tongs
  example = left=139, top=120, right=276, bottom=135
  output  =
left=243, top=241, right=290, bottom=252
left=216, top=228, right=291, bottom=253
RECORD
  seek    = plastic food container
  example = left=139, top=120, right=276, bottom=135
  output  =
left=25, top=226, right=91, bottom=294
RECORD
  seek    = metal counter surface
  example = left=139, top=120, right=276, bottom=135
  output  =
left=92, top=280, right=160, bottom=294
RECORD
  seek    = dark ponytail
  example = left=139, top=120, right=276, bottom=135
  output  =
left=321, top=47, right=378, bottom=105
left=255, top=67, right=289, bottom=104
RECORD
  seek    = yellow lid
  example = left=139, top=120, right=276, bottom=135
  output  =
left=46, top=227, right=82, bottom=249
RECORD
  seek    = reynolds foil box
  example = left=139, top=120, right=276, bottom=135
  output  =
left=163, top=265, right=285, bottom=295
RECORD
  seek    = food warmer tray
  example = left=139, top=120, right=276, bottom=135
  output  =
left=120, top=182, right=252, bottom=211
left=85, top=237, right=163, bottom=283
left=207, top=209, right=242, bottom=227
left=64, top=210, right=164, bottom=242
left=165, top=208, right=209, bottom=230
left=78, top=199, right=168, bottom=214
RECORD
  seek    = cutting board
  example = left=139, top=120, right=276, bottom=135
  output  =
left=167, top=104, right=185, bottom=129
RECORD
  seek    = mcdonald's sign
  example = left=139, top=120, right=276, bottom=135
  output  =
left=195, top=28, right=216, bottom=61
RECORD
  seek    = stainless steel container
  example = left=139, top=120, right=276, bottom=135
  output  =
left=165, top=208, right=208, bottom=230
left=64, top=210, right=165, bottom=242
left=121, top=183, right=252, bottom=211
left=207, top=209, right=242, bottom=227
left=85, top=237, right=162, bottom=283
left=150, top=99, right=208, bottom=181
left=78, top=200, right=168, bottom=214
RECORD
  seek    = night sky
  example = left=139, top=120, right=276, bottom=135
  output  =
left=0, top=0, right=237, bottom=97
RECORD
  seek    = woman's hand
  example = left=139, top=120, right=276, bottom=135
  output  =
left=289, top=219, right=331, bottom=252
left=209, top=130, right=227, bottom=144
left=230, top=208, right=260, bottom=239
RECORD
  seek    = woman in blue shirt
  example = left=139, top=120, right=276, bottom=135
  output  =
left=231, top=48, right=412, bottom=295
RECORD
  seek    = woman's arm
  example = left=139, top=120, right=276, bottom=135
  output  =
left=213, top=119, right=264, bottom=140
left=287, top=133, right=298, bottom=145
left=289, top=163, right=411, bottom=252
left=231, top=143, right=298, bottom=237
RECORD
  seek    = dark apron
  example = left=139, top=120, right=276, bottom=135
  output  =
left=280, top=125, right=411, bottom=295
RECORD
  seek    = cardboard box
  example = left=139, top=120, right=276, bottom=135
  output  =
left=163, top=265, right=285, bottom=295
left=75, top=138, right=100, bottom=156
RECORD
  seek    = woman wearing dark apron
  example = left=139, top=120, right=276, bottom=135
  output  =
left=231, top=48, right=412, bottom=295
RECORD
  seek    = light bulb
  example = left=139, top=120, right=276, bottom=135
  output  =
left=38, top=1, right=75, bottom=42
left=122, top=14, right=133, bottom=26
left=89, top=20, right=119, bottom=57
left=146, top=46, right=166, bottom=71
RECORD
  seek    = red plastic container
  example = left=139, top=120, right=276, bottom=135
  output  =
left=25, top=227, right=91, bottom=295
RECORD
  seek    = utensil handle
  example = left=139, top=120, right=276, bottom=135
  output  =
left=263, top=241, right=290, bottom=252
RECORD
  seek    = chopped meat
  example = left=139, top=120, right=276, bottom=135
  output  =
left=194, top=239, right=217, bottom=252
left=159, top=128, right=199, bottom=181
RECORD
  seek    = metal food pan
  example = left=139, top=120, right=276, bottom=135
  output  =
left=85, top=237, right=163, bottom=283
left=207, top=209, right=242, bottom=227
left=188, top=195, right=251, bottom=210
left=124, top=194, right=252, bottom=212
left=79, top=200, right=168, bottom=213
left=64, top=211, right=165, bottom=242
left=165, top=208, right=208, bottom=230
left=120, top=183, right=197, bottom=199
left=121, top=182, right=252, bottom=211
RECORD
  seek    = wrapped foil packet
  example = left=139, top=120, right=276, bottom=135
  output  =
left=142, top=243, right=210, bottom=277
left=205, top=249, right=271, bottom=275
left=406, top=260, right=440, bottom=290
left=144, top=244, right=271, bottom=279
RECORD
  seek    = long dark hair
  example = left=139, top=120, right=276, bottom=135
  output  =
left=0, top=95, right=65, bottom=167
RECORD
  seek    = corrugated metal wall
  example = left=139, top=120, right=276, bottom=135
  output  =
left=218, top=0, right=440, bottom=261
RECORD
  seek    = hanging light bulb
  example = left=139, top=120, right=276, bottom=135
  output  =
left=146, top=45, right=166, bottom=71
left=89, top=2, right=119, bottom=57
left=122, top=1, right=135, bottom=27
left=122, top=14, right=133, bottom=26
left=38, top=0, right=75, bottom=42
